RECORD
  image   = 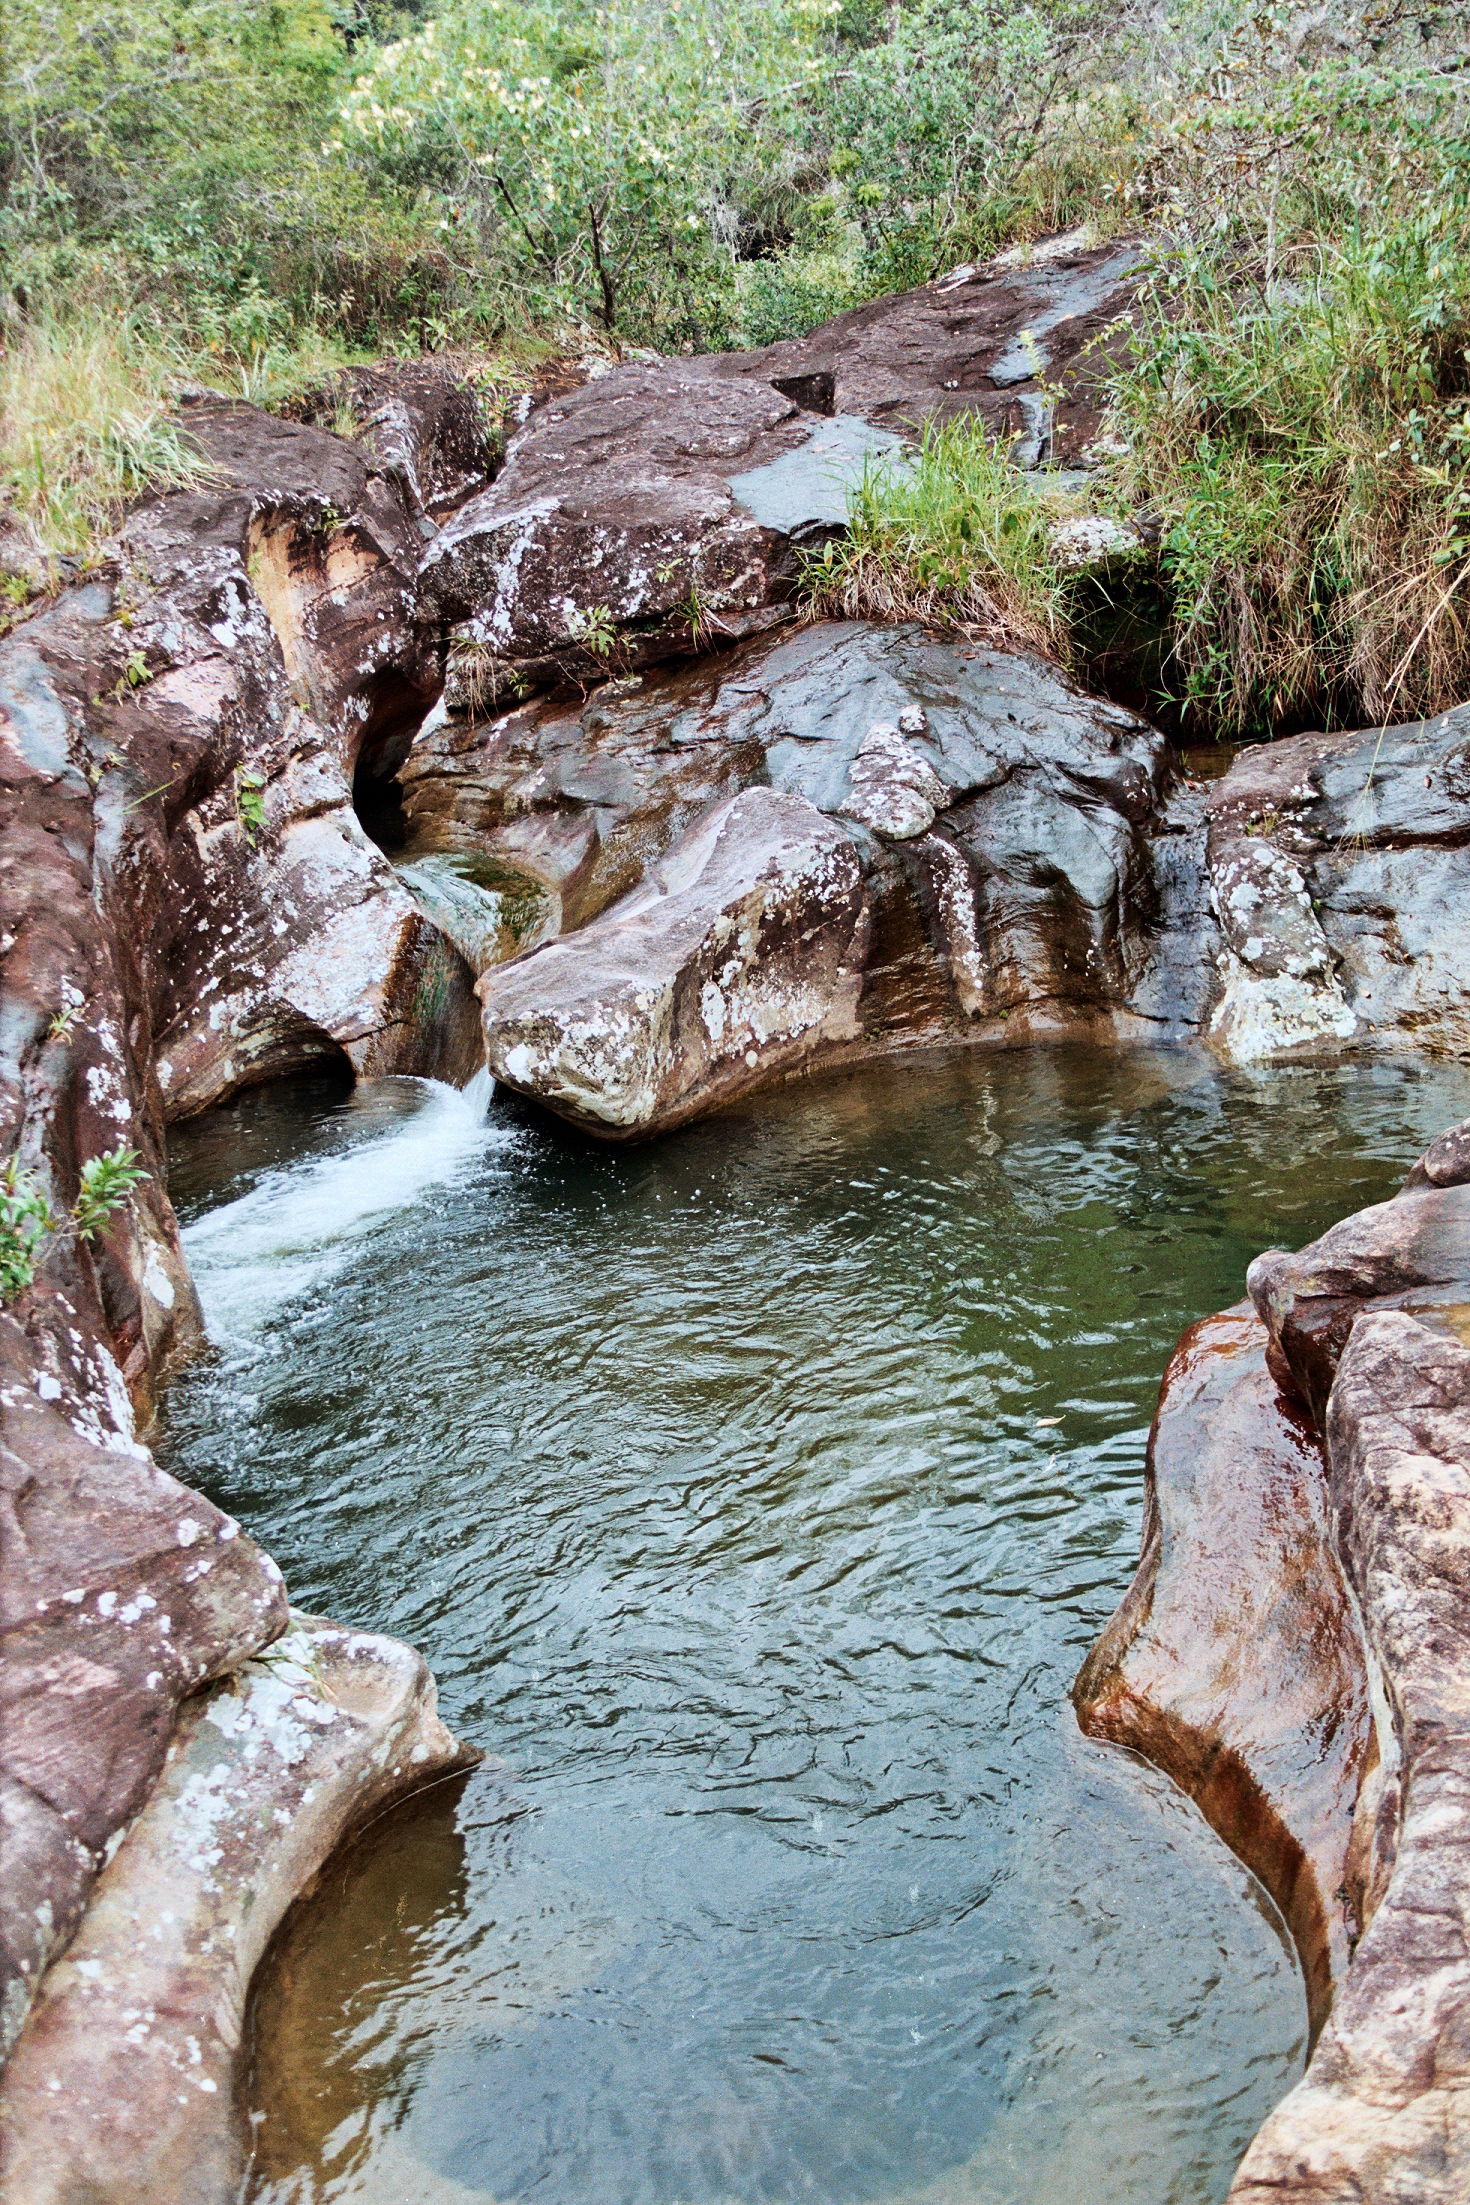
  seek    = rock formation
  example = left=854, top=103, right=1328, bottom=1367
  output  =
left=6, top=227, right=1470, bottom=2202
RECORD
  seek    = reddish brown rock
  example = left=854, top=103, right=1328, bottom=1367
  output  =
left=1228, top=1311, right=1470, bottom=2202
left=1074, top=1303, right=1371, bottom=2036
left=416, top=237, right=1144, bottom=704
left=1248, top=1184, right=1470, bottom=1426
left=0, top=390, right=485, bottom=2056
left=0, top=1615, right=475, bottom=2204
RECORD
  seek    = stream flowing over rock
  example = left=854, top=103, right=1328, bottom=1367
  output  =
left=7, top=231, right=1470, bottom=2200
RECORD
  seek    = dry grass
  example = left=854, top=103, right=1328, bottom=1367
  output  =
left=0, top=305, right=218, bottom=565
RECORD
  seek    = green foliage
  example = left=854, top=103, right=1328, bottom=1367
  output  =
left=0, top=1142, right=147, bottom=1301
left=0, top=304, right=215, bottom=559
left=235, top=768, right=268, bottom=844
left=0, top=1161, right=57, bottom=1301
left=334, top=0, right=836, bottom=347
left=72, top=1146, right=148, bottom=1242
left=801, top=417, right=1083, bottom=656
left=1110, top=8, right=1470, bottom=732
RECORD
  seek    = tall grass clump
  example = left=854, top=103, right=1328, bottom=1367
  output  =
left=0, top=306, right=215, bottom=560
left=1109, top=12, right=1470, bottom=734
left=801, top=418, right=1084, bottom=657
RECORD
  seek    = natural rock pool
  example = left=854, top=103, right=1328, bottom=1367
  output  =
left=158, top=1047, right=1470, bottom=2205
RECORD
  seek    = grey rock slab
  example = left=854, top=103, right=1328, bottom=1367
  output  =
left=0, top=1615, right=475, bottom=2205
left=478, top=785, right=870, bottom=1138
left=405, top=620, right=1214, bottom=1057
left=1205, top=704, right=1470, bottom=1060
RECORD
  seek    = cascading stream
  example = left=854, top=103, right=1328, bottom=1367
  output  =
left=159, top=1047, right=1470, bottom=2205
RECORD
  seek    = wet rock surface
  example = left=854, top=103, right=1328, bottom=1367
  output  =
left=1204, top=703, right=1470, bottom=1061
left=479, top=785, right=869, bottom=1137
left=1074, top=1303, right=1371, bottom=2039
left=0, top=1615, right=473, bottom=2204
left=0, top=389, right=483, bottom=2065
left=404, top=619, right=1215, bottom=1131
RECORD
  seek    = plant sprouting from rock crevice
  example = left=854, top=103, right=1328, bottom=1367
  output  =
left=0, top=1146, right=150, bottom=1304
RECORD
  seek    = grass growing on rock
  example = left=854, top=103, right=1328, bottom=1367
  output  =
left=800, top=418, right=1100, bottom=658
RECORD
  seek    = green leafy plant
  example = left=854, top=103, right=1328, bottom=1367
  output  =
left=0, top=1162, right=58, bottom=1301
left=235, top=766, right=268, bottom=844
left=0, top=1143, right=147, bottom=1301
left=72, top=1145, right=148, bottom=1241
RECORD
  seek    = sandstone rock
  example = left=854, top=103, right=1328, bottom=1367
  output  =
left=478, top=786, right=870, bottom=1137
left=0, top=395, right=483, bottom=2054
left=1228, top=1312, right=1470, bottom=2203
left=0, top=1315, right=289, bottom=2059
left=0, top=1615, right=475, bottom=2204
left=416, top=237, right=1144, bottom=702
left=403, top=619, right=1213, bottom=1068
left=1205, top=705, right=1470, bottom=1061
left=1075, top=1304, right=1372, bottom=2038
left=1248, top=1183, right=1470, bottom=1425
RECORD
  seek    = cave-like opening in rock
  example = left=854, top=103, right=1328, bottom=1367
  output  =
left=352, top=674, right=436, bottom=854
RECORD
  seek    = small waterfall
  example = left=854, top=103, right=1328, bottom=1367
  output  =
left=182, top=1076, right=504, bottom=1347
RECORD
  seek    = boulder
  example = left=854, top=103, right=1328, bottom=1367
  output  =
left=416, top=236, right=1144, bottom=702
left=478, top=786, right=870, bottom=1137
left=403, top=619, right=1215, bottom=1076
left=1204, top=704, right=1470, bottom=1060
left=1074, top=1304, right=1372, bottom=2038
left=0, top=1616, right=475, bottom=2205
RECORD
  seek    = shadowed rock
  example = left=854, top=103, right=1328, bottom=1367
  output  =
left=1075, top=1303, right=1371, bottom=2038
left=0, top=1616, right=475, bottom=2205
left=479, top=786, right=869, bottom=1137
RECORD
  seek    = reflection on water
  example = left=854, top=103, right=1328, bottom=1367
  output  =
left=160, top=1046, right=1470, bottom=2205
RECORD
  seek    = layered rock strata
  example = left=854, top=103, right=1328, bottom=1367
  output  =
left=0, top=383, right=484, bottom=2081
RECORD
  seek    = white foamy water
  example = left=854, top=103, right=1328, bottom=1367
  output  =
left=183, top=1071, right=501, bottom=1347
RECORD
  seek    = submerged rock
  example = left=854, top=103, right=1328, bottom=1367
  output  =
left=0, top=1616, right=475, bottom=2205
left=479, top=786, right=869, bottom=1137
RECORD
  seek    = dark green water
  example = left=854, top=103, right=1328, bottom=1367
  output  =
left=159, top=1046, right=1470, bottom=2205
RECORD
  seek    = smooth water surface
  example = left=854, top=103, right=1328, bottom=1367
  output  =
left=159, top=1047, right=1470, bottom=2205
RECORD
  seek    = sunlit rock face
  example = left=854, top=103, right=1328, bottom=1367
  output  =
left=478, top=786, right=870, bottom=1138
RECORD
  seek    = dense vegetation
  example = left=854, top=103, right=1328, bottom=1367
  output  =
left=3, top=0, right=1470, bottom=735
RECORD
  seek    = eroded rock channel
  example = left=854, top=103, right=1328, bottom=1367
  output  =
left=6, top=234, right=1470, bottom=2200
